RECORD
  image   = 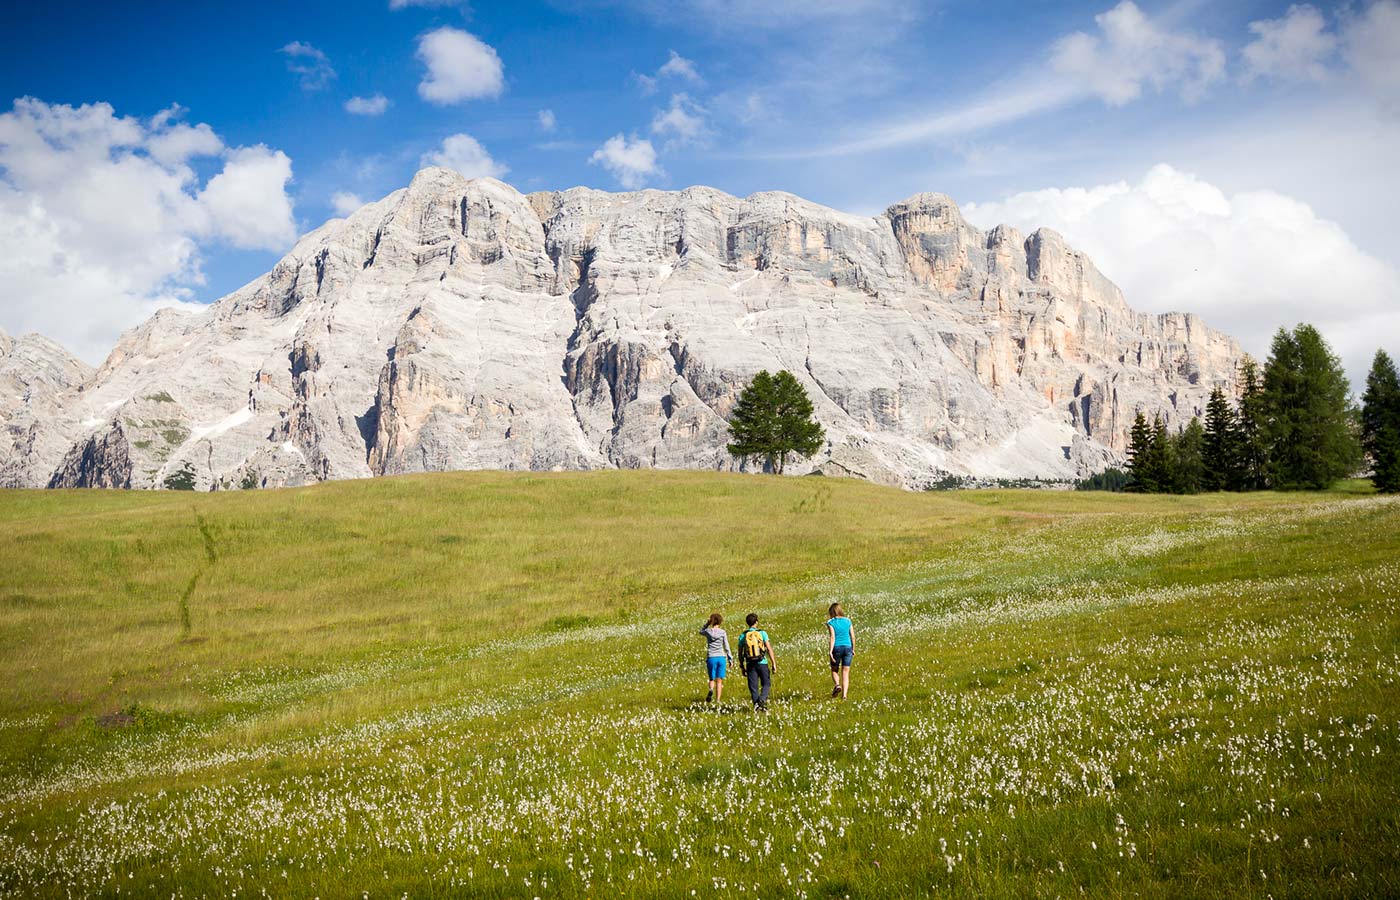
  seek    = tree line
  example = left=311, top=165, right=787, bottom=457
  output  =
left=1117, top=324, right=1398, bottom=494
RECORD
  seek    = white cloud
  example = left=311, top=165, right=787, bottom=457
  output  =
left=0, top=98, right=297, bottom=362
left=421, top=133, right=508, bottom=179
left=589, top=134, right=660, bottom=188
left=658, top=51, right=703, bottom=84
left=416, top=27, right=505, bottom=105
left=1242, top=5, right=1336, bottom=82
left=651, top=93, right=707, bottom=145
left=330, top=191, right=364, bottom=215
left=390, top=0, right=463, bottom=7
left=197, top=146, right=296, bottom=251
left=1050, top=1, right=1225, bottom=105
left=279, top=41, right=337, bottom=91
left=636, top=50, right=702, bottom=95
left=965, top=164, right=1400, bottom=386
left=760, top=1, right=1230, bottom=160
left=1342, top=0, right=1400, bottom=112
left=344, top=94, right=390, bottom=116
left=537, top=108, right=557, bottom=132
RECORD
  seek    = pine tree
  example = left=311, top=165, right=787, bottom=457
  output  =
left=1148, top=414, right=1172, bottom=494
left=1260, top=325, right=1361, bottom=490
left=1361, top=349, right=1400, bottom=493
left=1201, top=387, right=1240, bottom=492
left=1171, top=417, right=1206, bottom=494
left=727, top=369, right=825, bottom=474
left=1237, top=357, right=1267, bottom=490
left=1126, top=411, right=1155, bottom=492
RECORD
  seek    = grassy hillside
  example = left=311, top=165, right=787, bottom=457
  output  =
left=1, top=472, right=1397, bottom=898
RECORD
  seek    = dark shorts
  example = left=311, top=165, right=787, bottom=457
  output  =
left=830, top=646, right=854, bottom=670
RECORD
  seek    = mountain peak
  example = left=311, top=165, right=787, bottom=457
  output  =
left=4, top=174, right=1241, bottom=491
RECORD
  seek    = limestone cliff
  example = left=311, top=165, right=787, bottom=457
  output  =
left=7, top=169, right=1241, bottom=490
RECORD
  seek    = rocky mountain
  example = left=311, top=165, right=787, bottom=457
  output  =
left=3, top=168, right=1241, bottom=491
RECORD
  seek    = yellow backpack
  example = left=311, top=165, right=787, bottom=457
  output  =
left=740, top=629, right=766, bottom=666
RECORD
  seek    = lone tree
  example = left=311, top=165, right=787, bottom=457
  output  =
left=727, top=370, right=825, bottom=474
left=1361, top=348, right=1400, bottom=493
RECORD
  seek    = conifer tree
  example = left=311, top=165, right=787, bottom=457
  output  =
left=1148, top=414, right=1172, bottom=493
left=1260, top=325, right=1361, bottom=489
left=1126, top=411, right=1155, bottom=492
left=1171, top=417, right=1206, bottom=494
left=1202, top=387, right=1241, bottom=491
left=1236, top=357, right=1268, bottom=490
left=1361, top=349, right=1400, bottom=493
left=727, top=369, right=825, bottom=474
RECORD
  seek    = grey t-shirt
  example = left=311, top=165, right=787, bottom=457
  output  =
left=699, top=626, right=732, bottom=659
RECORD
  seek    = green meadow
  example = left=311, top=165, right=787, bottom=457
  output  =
left=0, top=471, right=1397, bottom=898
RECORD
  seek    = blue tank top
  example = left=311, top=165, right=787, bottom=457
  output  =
left=827, top=616, right=852, bottom=648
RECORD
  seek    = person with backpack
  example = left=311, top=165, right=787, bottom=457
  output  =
left=738, top=613, right=776, bottom=710
left=826, top=602, right=854, bottom=699
left=698, top=613, right=733, bottom=703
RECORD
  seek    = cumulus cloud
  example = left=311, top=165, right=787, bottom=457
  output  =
left=416, top=27, right=504, bottom=104
left=1242, top=5, right=1336, bottom=82
left=197, top=146, right=295, bottom=250
left=651, top=93, right=708, bottom=145
left=344, top=94, right=390, bottom=116
left=0, top=98, right=297, bottom=362
left=537, top=109, right=557, bottom=132
left=965, top=164, right=1400, bottom=385
left=1050, top=1, right=1225, bottom=105
left=421, top=133, right=508, bottom=179
left=330, top=191, right=364, bottom=215
left=589, top=134, right=660, bottom=188
left=279, top=41, right=337, bottom=91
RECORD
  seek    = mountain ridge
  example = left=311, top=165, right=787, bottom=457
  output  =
left=0, top=167, right=1241, bottom=490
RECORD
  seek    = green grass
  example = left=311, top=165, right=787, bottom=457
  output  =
left=0, top=471, right=1396, bottom=898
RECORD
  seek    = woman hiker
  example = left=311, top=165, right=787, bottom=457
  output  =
left=699, top=613, right=733, bottom=703
left=826, top=602, right=855, bottom=699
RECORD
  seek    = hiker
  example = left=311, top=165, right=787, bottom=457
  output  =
left=738, top=613, right=777, bottom=710
left=699, top=613, right=733, bottom=703
left=826, top=602, right=854, bottom=699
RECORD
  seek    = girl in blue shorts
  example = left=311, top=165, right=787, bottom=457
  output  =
left=826, top=603, right=855, bottom=699
left=699, top=613, right=733, bottom=703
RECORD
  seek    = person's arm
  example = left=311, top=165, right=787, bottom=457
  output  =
left=848, top=622, right=855, bottom=653
left=827, top=623, right=836, bottom=659
left=764, top=637, right=776, bottom=673
left=724, top=634, right=733, bottom=662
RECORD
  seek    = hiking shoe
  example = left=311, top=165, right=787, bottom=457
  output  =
left=831, top=686, right=842, bottom=698
left=705, top=689, right=713, bottom=703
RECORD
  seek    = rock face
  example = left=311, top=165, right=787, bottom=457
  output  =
left=7, top=169, right=1242, bottom=490
left=0, top=329, right=93, bottom=488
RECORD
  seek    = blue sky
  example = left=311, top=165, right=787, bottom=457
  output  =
left=1, top=0, right=1397, bottom=382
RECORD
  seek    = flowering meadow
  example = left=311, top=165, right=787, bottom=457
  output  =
left=0, top=472, right=1397, bottom=898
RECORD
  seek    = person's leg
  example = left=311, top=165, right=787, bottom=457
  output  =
left=840, top=665, right=850, bottom=698
left=758, top=664, right=771, bottom=708
left=746, top=665, right=761, bottom=707
left=715, top=676, right=724, bottom=703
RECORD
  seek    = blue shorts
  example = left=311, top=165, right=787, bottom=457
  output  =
left=707, top=657, right=728, bottom=679
left=830, top=646, right=854, bottom=670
